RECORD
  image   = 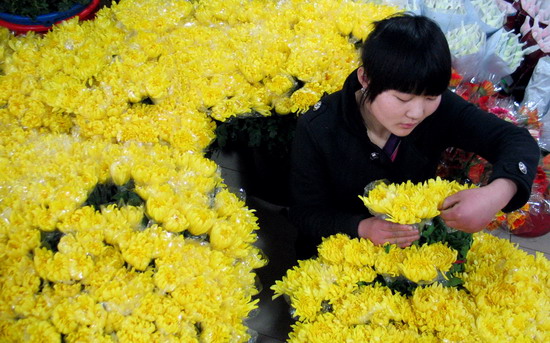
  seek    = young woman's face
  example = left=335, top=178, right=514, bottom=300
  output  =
left=364, top=89, right=441, bottom=137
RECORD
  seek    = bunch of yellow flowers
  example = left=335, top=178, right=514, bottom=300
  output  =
left=272, top=233, right=550, bottom=342
left=0, top=0, right=403, bottom=341
left=0, top=125, right=265, bottom=342
left=0, top=0, right=399, bottom=149
left=359, top=178, right=476, bottom=224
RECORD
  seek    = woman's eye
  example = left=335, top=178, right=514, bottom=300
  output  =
left=396, top=96, right=410, bottom=102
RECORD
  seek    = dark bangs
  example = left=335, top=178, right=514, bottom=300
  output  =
left=361, top=14, right=451, bottom=102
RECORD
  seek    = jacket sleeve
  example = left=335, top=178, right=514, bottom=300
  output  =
left=288, top=113, right=369, bottom=250
left=437, top=91, right=541, bottom=212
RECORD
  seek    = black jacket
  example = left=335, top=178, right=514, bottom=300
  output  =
left=289, top=70, right=540, bottom=259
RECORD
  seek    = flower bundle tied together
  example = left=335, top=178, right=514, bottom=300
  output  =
left=359, top=177, right=476, bottom=226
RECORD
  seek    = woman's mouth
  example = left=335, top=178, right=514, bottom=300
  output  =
left=399, top=123, right=416, bottom=129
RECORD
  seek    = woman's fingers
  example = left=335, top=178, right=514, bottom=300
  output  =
left=382, top=223, right=418, bottom=235
left=391, top=227, right=419, bottom=237
left=389, top=234, right=418, bottom=248
left=358, top=217, right=419, bottom=247
left=384, top=223, right=419, bottom=246
left=439, top=192, right=460, bottom=211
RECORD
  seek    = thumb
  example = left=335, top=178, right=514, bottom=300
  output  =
left=439, top=193, right=460, bottom=211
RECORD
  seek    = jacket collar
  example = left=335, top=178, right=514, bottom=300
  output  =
left=341, top=68, right=369, bottom=138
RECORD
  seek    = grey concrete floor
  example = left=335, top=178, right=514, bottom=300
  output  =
left=245, top=196, right=296, bottom=342
left=210, top=149, right=297, bottom=342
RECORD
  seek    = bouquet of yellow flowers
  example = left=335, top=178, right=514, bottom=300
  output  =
left=359, top=177, right=476, bottom=226
left=359, top=178, right=477, bottom=280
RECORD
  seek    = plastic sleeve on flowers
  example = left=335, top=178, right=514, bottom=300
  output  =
left=523, top=56, right=550, bottom=119
left=363, top=179, right=389, bottom=196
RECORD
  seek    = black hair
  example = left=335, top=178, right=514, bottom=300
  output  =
left=360, top=13, right=451, bottom=103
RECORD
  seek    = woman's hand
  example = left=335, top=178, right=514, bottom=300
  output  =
left=358, top=217, right=419, bottom=248
left=439, top=178, right=517, bottom=233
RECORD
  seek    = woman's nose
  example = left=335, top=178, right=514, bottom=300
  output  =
left=405, top=100, right=425, bottom=119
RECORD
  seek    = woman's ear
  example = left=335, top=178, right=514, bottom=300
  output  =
left=357, top=67, right=369, bottom=89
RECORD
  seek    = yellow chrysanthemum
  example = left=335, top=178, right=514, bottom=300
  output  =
left=332, top=284, right=407, bottom=326
left=421, top=242, right=458, bottom=273
left=275, top=231, right=549, bottom=340
left=359, top=177, right=476, bottom=224
left=0, top=125, right=264, bottom=339
left=374, top=245, right=406, bottom=277
left=400, top=253, right=439, bottom=284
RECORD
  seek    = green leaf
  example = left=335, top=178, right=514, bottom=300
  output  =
left=84, top=180, right=144, bottom=210
left=421, top=223, right=436, bottom=238
left=443, top=276, right=464, bottom=287
left=320, top=300, right=333, bottom=313
left=0, top=0, right=89, bottom=17
left=40, top=230, right=64, bottom=252
left=385, top=279, right=418, bottom=297
left=449, top=262, right=465, bottom=274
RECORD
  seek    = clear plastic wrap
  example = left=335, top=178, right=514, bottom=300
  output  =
left=383, top=0, right=423, bottom=15
left=521, top=0, right=550, bottom=25
left=470, top=0, right=506, bottom=35
left=360, top=178, right=475, bottom=232
left=522, top=56, right=550, bottom=150
left=480, top=28, right=529, bottom=81
left=447, top=23, right=487, bottom=80
left=422, top=0, right=474, bottom=32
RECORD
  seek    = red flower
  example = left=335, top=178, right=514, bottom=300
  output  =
left=533, top=166, right=549, bottom=195
left=468, top=163, right=485, bottom=184
left=478, top=80, right=496, bottom=96
left=450, top=72, right=463, bottom=88
left=477, top=95, right=490, bottom=111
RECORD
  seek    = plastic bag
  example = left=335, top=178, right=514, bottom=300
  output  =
left=522, top=56, right=550, bottom=150
left=469, top=0, right=506, bottom=35
left=447, top=23, right=487, bottom=80
left=421, top=0, right=503, bottom=34
left=422, top=0, right=474, bottom=32
left=511, top=195, right=550, bottom=237
left=479, top=28, right=526, bottom=81
left=384, top=0, right=423, bottom=15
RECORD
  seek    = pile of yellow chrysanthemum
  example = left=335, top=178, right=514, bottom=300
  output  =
left=0, top=0, right=399, bottom=147
left=272, top=233, right=550, bottom=342
left=359, top=178, right=477, bottom=224
left=0, top=124, right=266, bottom=341
left=0, top=0, right=401, bottom=341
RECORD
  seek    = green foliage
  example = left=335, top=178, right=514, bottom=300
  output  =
left=320, top=299, right=333, bottom=313
left=210, top=114, right=297, bottom=158
left=378, top=275, right=419, bottom=297
left=360, top=219, right=473, bottom=297
left=417, top=216, right=473, bottom=263
left=84, top=179, right=145, bottom=211
left=40, top=230, right=64, bottom=252
left=0, top=0, right=89, bottom=18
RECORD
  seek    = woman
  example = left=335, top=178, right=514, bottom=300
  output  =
left=289, top=13, right=540, bottom=260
